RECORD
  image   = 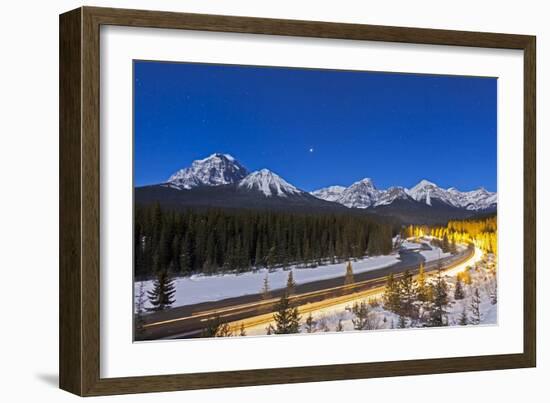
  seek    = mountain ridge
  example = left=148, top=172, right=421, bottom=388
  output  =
left=136, top=153, right=496, bottom=222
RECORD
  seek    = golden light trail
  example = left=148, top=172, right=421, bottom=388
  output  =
left=239, top=243, right=482, bottom=335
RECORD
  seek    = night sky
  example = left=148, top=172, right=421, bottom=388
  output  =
left=134, top=61, right=497, bottom=192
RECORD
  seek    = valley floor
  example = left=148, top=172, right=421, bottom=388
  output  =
left=135, top=240, right=450, bottom=311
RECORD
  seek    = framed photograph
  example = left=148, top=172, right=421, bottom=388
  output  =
left=59, top=6, right=536, bottom=396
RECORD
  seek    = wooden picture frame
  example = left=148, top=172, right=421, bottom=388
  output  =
left=59, top=6, right=536, bottom=396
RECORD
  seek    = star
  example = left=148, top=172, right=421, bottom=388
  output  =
left=309, top=148, right=314, bottom=153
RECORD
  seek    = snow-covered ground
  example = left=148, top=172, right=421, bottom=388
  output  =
left=420, top=248, right=451, bottom=262
left=247, top=249, right=496, bottom=336
left=401, top=239, right=451, bottom=262
left=246, top=247, right=498, bottom=336
left=135, top=254, right=401, bottom=309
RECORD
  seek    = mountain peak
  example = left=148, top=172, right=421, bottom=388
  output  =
left=415, top=179, right=437, bottom=188
left=335, top=177, right=380, bottom=209
left=356, top=177, right=375, bottom=187
left=200, top=153, right=236, bottom=162
left=167, top=153, right=248, bottom=189
left=238, top=169, right=301, bottom=198
left=310, top=185, right=346, bottom=202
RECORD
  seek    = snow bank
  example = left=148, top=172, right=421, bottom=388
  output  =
left=420, top=247, right=451, bottom=262
left=135, top=254, right=400, bottom=309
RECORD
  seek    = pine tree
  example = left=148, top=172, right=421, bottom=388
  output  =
left=201, top=316, right=233, bottom=337
left=134, top=281, right=147, bottom=338
left=239, top=323, right=246, bottom=337
left=459, top=306, right=469, bottom=325
left=398, top=314, right=407, bottom=329
left=265, top=245, right=277, bottom=271
left=305, top=313, right=316, bottom=333
left=286, top=271, right=296, bottom=295
left=470, top=288, right=482, bottom=325
left=442, top=234, right=450, bottom=252
left=415, top=263, right=429, bottom=302
left=399, top=270, right=417, bottom=319
left=146, top=269, right=176, bottom=312
left=428, top=270, right=450, bottom=327
left=344, top=261, right=354, bottom=286
left=383, top=273, right=401, bottom=313
left=454, top=276, right=465, bottom=300
left=266, top=324, right=275, bottom=335
left=336, top=319, right=344, bottom=332
left=216, top=323, right=233, bottom=337
left=273, top=293, right=300, bottom=334
left=261, top=273, right=271, bottom=300
left=179, top=234, right=193, bottom=275
left=351, top=301, right=370, bottom=330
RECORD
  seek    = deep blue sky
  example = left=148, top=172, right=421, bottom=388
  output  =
left=134, top=61, right=497, bottom=192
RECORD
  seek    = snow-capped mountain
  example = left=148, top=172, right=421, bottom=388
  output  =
left=238, top=169, right=302, bottom=198
left=337, top=178, right=381, bottom=209
left=408, top=179, right=458, bottom=207
left=136, top=153, right=496, bottom=221
left=310, top=186, right=346, bottom=202
left=167, top=153, right=248, bottom=190
left=311, top=178, right=496, bottom=212
left=448, top=187, right=498, bottom=211
left=374, top=186, right=412, bottom=207
left=137, top=154, right=344, bottom=213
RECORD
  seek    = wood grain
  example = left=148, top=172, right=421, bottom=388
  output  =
left=59, top=6, right=537, bottom=396
left=59, top=7, right=82, bottom=395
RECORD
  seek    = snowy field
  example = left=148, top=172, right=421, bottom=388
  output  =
left=135, top=254, right=401, bottom=309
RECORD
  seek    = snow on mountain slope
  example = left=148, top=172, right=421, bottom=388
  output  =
left=310, top=185, right=346, bottom=202
left=161, top=153, right=496, bottom=211
left=312, top=178, right=496, bottom=211
left=167, top=153, right=248, bottom=189
left=337, top=178, right=381, bottom=208
left=238, top=169, right=302, bottom=197
left=374, top=186, right=412, bottom=206
left=408, top=179, right=455, bottom=206
left=448, top=187, right=497, bottom=210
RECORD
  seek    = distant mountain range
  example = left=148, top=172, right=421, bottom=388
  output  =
left=135, top=153, right=497, bottom=223
left=312, top=178, right=497, bottom=211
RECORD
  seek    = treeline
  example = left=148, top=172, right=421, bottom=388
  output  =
left=404, top=215, right=497, bottom=255
left=135, top=204, right=394, bottom=278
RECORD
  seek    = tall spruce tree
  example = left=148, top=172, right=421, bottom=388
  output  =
left=428, top=270, right=450, bottom=327
left=399, top=270, right=417, bottom=320
left=459, top=306, right=469, bottom=325
left=454, top=276, right=465, bottom=300
left=305, top=313, right=316, bottom=333
left=261, top=273, right=271, bottom=300
left=470, top=288, right=482, bottom=325
left=201, top=316, right=233, bottom=337
left=351, top=301, right=370, bottom=330
left=344, top=261, right=354, bottom=285
left=415, top=263, right=429, bottom=302
left=146, top=269, right=175, bottom=312
left=383, top=273, right=401, bottom=313
left=273, top=293, right=300, bottom=334
left=134, top=281, right=147, bottom=338
left=286, top=271, right=296, bottom=295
